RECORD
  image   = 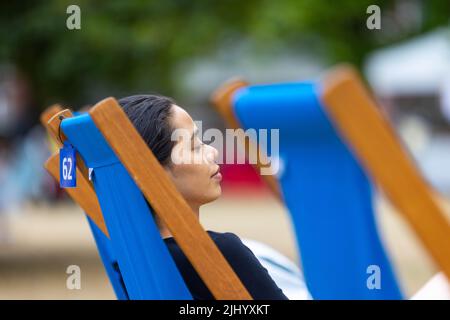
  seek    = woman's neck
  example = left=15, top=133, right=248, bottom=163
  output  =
left=159, top=202, right=200, bottom=239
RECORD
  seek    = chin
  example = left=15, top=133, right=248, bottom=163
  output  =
left=204, top=187, right=222, bottom=204
left=214, top=185, right=222, bottom=198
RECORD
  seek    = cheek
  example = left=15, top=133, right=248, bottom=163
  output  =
left=170, top=164, right=221, bottom=204
left=172, top=164, right=209, bottom=191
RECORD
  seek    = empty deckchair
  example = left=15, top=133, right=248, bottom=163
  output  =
left=212, top=65, right=450, bottom=299
left=43, top=99, right=252, bottom=299
left=211, top=67, right=405, bottom=299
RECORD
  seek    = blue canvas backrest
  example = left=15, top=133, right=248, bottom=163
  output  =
left=68, top=112, right=128, bottom=300
left=61, top=113, right=192, bottom=300
left=86, top=215, right=129, bottom=299
left=232, top=82, right=403, bottom=299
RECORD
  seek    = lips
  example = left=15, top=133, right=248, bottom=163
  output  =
left=211, top=166, right=222, bottom=181
left=211, top=167, right=220, bottom=178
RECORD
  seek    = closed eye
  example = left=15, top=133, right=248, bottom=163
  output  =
left=194, top=139, right=205, bottom=150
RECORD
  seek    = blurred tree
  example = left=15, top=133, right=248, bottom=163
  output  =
left=0, top=0, right=448, bottom=109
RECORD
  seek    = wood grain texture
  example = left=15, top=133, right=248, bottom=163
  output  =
left=44, top=152, right=109, bottom=237
left=41, top=105, right=63, bottom=153
left=210, top=79, right=283, bottom=201
left=40, top=104, right=62, bottom=127
left=89, top=97, right=252, bottom=300
left=322, top=65, right=450, bottom=280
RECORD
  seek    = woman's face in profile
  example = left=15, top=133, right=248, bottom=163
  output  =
left=164, top=105, right=222, bottom=209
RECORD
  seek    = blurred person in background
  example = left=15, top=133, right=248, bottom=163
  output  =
left=0, top=65, right=50, bottom=244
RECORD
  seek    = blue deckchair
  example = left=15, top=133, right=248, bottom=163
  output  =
left=215, top=81, right=403, bottom=299
left=60, top=113, right=192, bottom=299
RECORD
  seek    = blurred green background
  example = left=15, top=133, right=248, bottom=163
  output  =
left=1, top=0, right=448, bottom=109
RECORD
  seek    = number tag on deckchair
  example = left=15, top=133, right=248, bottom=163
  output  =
left=60, top=141, right=77, bottom=188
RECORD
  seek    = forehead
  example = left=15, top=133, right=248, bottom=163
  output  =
left=170, top=104, right=195, bottom=132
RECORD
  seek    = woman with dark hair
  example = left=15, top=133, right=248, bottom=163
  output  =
left=118, top=94, right=288, bottom=300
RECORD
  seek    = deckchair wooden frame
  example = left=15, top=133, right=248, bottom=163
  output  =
left=211, top=79, right=283, bottom=201
left=41, top=101, right=252, bottom=300
left=210, top=65, right=450, bottom=281
left=321, top=65, right=450, bottom=280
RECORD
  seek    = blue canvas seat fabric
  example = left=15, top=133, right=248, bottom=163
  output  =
left=61, top=114, right=192, bottom=300
left=232, top=82, right=403, bottom=299
left=86, top=216, right=129, bottom=299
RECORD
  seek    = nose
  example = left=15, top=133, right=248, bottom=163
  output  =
left=205, top=144, right=219, bottom=163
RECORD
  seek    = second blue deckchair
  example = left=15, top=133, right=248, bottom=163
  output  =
left=214, top=80, right=403, bottom=299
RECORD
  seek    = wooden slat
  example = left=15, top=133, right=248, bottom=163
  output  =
left=322, top=65, right=450, bottom=280
left=46, top=109, right=74, bottom=148
left=41, top=105, right=63, bottom=153
left=40, top=104, right=62, bottom=127
left=211, top=78, right=248, bottom=129
left=211, top=79, right=283, bottom=201
left=89, top=97, right=252, bottom=300
left=44, top=152, right=109, bottom=237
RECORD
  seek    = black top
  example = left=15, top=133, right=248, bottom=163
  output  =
left=164, top=231, right=288, bottom=300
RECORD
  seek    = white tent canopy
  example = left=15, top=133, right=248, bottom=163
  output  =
left=364, top=27, right=450, bottom=96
